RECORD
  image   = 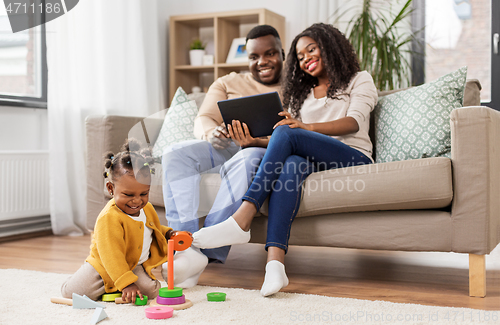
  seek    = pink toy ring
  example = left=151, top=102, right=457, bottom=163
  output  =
left=156, top=294, right=185, bottom=305
left=145, top=306, right=174, bottom=319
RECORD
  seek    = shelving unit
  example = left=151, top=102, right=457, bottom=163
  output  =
left=168, top=9, right=285, bottom=102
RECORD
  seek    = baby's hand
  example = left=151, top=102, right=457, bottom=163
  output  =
left=167, top=230, right=193, bottom=241
left=122, top=283, right=143, bottom=303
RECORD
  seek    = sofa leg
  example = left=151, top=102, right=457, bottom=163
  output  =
left=469, top=254, right=486, bottom=297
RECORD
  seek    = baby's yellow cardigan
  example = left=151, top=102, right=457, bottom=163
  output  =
left=86, top=199, right=172, bottom=292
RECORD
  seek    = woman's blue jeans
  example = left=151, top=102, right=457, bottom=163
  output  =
left=242, top=125, right=372, bottom=253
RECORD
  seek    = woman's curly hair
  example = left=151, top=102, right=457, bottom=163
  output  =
left=103, top=138, right=155, bottom=182
left=282, top=23, right=360, bottom=118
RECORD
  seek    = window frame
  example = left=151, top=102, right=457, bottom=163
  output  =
left=411, top=0, right=499, bottom=110
left=0, top=18, right=47, bottom=109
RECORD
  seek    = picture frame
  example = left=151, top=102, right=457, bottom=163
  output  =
left=226, top=37, right=248, bottom=63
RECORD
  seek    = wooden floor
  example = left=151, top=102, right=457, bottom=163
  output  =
left=1, top=233, right=499, bottom=310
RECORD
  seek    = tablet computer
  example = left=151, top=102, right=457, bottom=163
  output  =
left=217, top=91, right=284, bottom=138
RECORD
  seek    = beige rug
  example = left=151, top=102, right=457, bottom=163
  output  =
left=1, top=269, right=497, bottom=325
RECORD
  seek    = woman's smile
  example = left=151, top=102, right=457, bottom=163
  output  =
left=306, top=60, right=318, bottom=72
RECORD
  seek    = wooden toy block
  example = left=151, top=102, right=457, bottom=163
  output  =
left=114, top=297, right=128, bottom=304
left=50, top=297, right=73, bottom=306
left=90, top=307, right=108, bottom=324
left=72, top=293, right=105, bottom=309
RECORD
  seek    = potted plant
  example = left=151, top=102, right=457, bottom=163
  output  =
left=189, top=38, right=206, bottom=66
left=333, top=0, right=421, bottom=90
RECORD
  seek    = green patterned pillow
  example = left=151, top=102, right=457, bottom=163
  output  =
left=374, top=66, right=467, bottom=163
left=152, top=87, right=198, bottom=158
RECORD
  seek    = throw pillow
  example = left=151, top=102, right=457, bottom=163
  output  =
left=374, top=66, right=467, bottom=163
left=152, top=87, right=198, bottom=158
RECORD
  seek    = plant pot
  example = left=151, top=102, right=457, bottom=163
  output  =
left=189, top=49, right=205, bottom=66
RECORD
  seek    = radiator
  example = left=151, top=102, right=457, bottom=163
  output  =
left=0, top=151, right=51, bottom=237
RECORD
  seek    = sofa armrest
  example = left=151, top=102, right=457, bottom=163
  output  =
left=85, top=115, right=163, bottom=230
left=451, top=106, right=500, bottom=254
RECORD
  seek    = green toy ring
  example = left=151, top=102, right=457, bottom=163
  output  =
left=101, top=293, right=122, bottom=302
left=135, top=295, right=148, bottom=306
left=207, top=292, right=226, bottom=302
left=159, top=287, right=183, bottom=298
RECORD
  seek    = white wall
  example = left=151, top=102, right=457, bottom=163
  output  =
left=156, top=0, right=412, bottom=99
left=157, top=0, right=352, bottom=100
left=0, top=0, right=332, bottom=153
left=0, top=0, right=407, bottom=152
left=0, top=106, right=47, bottom=151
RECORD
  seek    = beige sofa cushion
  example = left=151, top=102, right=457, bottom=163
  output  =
left=137, top=157, right=453, bottom=217
left=291, top=157, right=452, bottom=217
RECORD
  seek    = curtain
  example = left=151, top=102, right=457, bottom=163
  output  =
left=301, top=0, right=340, bottom=29
left=46, top=0, right=164, bottom=235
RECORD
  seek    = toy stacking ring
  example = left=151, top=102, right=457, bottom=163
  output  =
left=159, top=287, right=183, bottom=298
left=135, top=295, right=148, bottom=306
left=171, top=231, right=192, bottom=251
left=207, top=292, right=226, bottom=302
left=156, top=294, right=185, bottom=305
left=101, top=293, right=121, bottom=302
left=145, top=306, right=174, bottom=319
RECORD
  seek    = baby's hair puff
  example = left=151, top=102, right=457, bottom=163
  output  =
left=103, top=138, right=155, bottom=184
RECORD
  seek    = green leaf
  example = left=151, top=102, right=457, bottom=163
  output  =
left=331, top=0, right=421, bottom=90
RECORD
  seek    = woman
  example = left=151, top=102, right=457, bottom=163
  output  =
left=193, top=23, right=378, bottom=296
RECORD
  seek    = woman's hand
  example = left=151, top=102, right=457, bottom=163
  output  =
left=273, top=111, right=312, bottom=131
left=122, top=283, right=143, bottom=303
left=227, top=120, right=256, bottom=148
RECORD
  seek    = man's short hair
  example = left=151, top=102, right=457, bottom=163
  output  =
left=245, top=25, right=281, bottom=44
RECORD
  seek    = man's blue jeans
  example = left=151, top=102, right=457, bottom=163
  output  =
left=162, top=139, right=266, bottom=263
left=242, top=126, right=372, bottom=253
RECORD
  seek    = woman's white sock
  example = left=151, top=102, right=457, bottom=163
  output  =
left=260, top=260, right=289, bottom=297
left=161, top=247, right=208, bottom=288
left=192, top=216, right=250, bottom=249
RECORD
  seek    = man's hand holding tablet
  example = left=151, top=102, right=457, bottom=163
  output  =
left=217, top=92, right=285, bottom=141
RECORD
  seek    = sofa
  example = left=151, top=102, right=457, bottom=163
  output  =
left=85, top=79, right=499, bottom=297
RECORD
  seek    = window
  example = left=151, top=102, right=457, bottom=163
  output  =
left=0, top=4, right=47, bottom=108
left=412, top=0, right=499, bottom=109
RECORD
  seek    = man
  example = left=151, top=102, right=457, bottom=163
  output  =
left=161, top=25, right=284, bottom=287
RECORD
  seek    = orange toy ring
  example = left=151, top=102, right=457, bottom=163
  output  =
left=171, top=231, right=192, bottom=251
